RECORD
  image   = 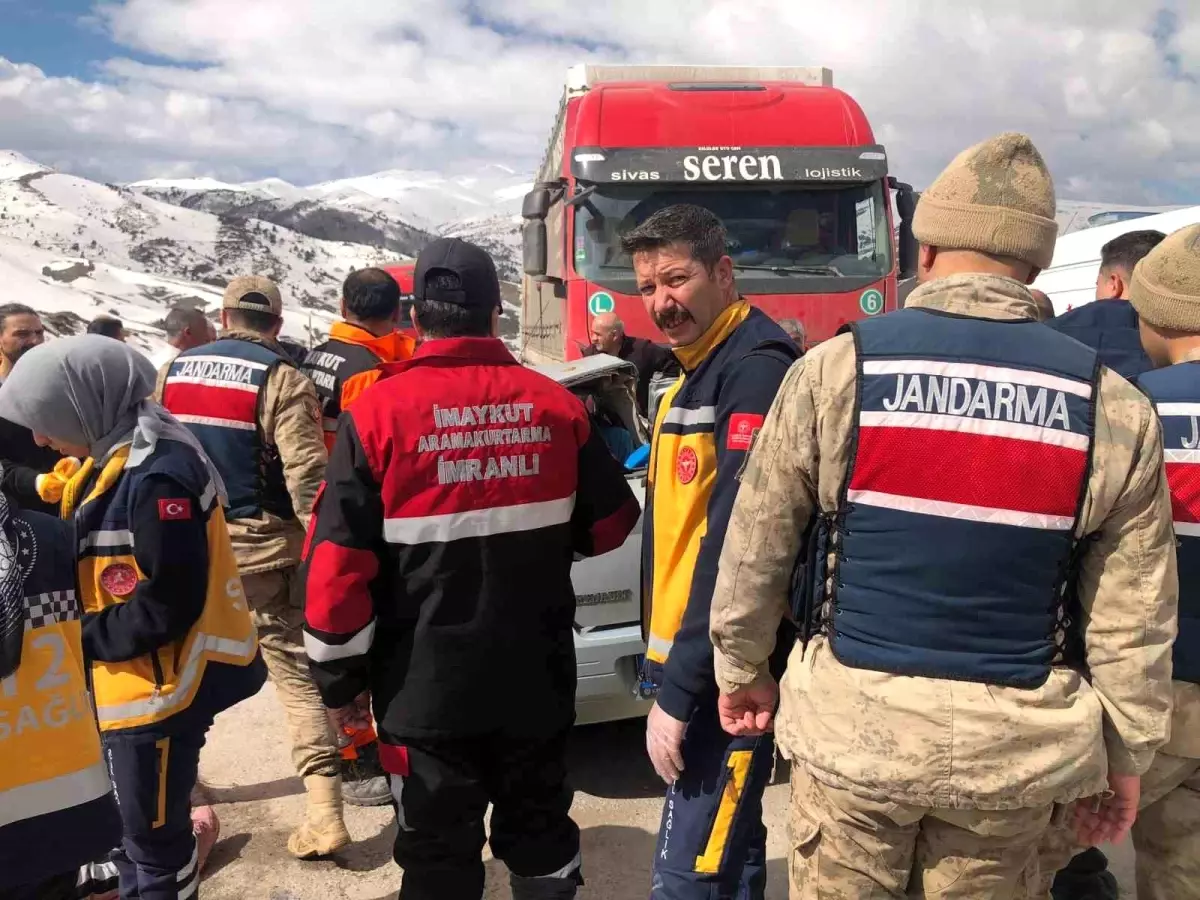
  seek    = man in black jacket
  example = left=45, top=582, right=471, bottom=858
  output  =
left=584, top=312, right=680, bottom=417
left=303, top=238, right=640, bottom=900
left=1046, top=229, right=1165, bottom=380
left=0, top=305, right=59, bottom=513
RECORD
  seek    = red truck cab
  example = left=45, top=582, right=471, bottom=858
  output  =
left=520, top=65, right=917, bottom=363
left=381, top=262, right=420, bottom=339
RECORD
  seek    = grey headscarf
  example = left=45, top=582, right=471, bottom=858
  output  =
left=0, top=335, right=226, bottom=499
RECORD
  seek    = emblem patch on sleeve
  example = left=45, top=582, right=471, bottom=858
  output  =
left=727, top=413, right=765, bottom=452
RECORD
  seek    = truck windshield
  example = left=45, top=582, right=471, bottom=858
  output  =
left=574, top=181, right=892, bottom=290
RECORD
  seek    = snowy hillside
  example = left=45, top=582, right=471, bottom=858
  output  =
left=129, top=164, right=529, bottom=277
left=0, top=150, right=522, bottom=354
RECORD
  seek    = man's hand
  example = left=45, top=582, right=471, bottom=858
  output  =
left=328, top=692, right=372, bottom=746
left=646, top=702, right=688, bottom=785
left=1073, top=772, right=1140, bottom=846
left=718, top=676, right=778, bottom=737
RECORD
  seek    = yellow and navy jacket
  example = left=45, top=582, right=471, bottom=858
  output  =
left=62, top=435, right=266, bottom=734
left=0, top=509, right=122, bottom=890
left=642, top=301, right=797, bottom=720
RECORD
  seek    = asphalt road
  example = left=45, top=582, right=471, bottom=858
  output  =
left=194, top=684, right=1136, bottom=899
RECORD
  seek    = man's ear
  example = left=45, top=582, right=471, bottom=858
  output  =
left=714, top=256, right=735, bottom=295
left=917, top=245, right=936, bottom=281
left=1024, top=267, right=1042, bottom=286
left=1112, top=271, right=1128, bottom=299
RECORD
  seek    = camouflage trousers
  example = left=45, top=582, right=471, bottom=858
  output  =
left=1034, top=751, right=1200, bottom=900
left=242, top=567, right=341, bottom=780
left=788, top=766, right=1053, bottom=898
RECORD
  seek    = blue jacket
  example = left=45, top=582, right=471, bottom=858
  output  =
left=643, top=302, right=798, bottom=720
left=812, top=308, right=1098, bottom=688
left=1046, top=299, right=1152, bottom=382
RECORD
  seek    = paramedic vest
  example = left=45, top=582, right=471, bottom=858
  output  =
left=810, top=309, right=1098, bottom=689
left=302, top=337, right=382, bottom=439
left=62, top=437, right=264, bottom=732
left=161, top=338, right=295, bottom=521
left=0, top=510, right=122, bottom=890
left=1137, top=361, right=1200, bottom=684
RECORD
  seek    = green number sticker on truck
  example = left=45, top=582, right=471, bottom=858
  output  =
left=588, top=291, right=615, bottom=315
left=859, top=289, right=884, bottom=316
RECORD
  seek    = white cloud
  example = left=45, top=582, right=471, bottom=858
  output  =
left=0, top=0, right=1196, bottom=202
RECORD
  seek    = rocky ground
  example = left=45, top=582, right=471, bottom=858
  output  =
left=194, top=685, right=1136, bottom=899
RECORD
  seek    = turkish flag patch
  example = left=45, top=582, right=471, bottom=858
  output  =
left=158, top=498, right=192, bottom=521
left=727, top=413, right=765, bottom=451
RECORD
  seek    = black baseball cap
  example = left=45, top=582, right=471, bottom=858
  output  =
left=413, top=238, right=501, bottom=311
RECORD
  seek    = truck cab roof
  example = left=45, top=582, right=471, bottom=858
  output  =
left=572, top=80, right=876, bottom=149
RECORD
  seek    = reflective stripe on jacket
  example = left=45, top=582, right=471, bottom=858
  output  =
left=0, top=510, right=121, bottom=889
left=62, top=437, right=264, bottom=732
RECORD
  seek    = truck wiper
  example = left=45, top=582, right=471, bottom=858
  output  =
left=733, top=263, right=844, bottom=277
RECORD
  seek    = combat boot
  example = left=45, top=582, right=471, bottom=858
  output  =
left=288, top=774, right=352, bottom=859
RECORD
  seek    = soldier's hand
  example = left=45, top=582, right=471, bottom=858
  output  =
left=718, top=677, right=778, bottom=737
left=328, top=692, right=373, bottom=744
left=1072, top=772, right=1140, bottom=846
left=646, top=702, right=688, bottom=785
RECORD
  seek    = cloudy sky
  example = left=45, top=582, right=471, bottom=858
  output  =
left=0, top=0, right=1197, bottom=202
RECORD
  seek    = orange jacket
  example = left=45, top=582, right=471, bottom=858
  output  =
left=305, top=322, right=416, bottom=453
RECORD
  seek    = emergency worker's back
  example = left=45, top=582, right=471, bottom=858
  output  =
left=0, top=509, right=122, bottom=890
left=304, top=338, right=639, bottom=740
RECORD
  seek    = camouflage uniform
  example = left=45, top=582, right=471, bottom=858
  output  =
left=156, top=330, right=338, bottom=781
left=709, top=275, right=1178, bottom=898
left=1039, top=231, right=1200, bottom=900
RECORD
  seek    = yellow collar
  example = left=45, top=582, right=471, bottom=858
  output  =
left=672, top=300, right=752, bottom=372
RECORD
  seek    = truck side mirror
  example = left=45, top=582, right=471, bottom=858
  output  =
left=521, top=181, right=564, bottom=221
left=895, top=185, right=919, bottom=281
left=523, top=221, right=548, bottom=278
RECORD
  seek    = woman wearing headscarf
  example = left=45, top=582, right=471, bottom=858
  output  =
left=0, top=336, right=266, bottom=900
left=0, top=471, right=122, bottom=900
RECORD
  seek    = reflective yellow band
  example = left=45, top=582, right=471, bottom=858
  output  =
left=153, top=737, right=170, bottom=828
left=95, top=632, right=256, bottom=726
left=0, top=759, right=111, bottom=828
left=694, top=749, right=753, bottom=874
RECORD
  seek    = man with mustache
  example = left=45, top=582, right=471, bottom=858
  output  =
left=630, top=204, right=798, bottom=899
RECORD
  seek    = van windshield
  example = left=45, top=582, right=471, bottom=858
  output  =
left=574, top=181, right=892, bottom=292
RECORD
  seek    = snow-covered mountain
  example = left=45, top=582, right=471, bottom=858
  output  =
left=128, top=164, right=529, bottom=278
left=0, top=150, right=524, bottom=356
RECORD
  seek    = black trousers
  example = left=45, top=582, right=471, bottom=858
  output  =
left=0, top=871, right=78, bottom=900
left=390, top=728, right=581, bottom=900
left=104, top=723, right=209, bottom=900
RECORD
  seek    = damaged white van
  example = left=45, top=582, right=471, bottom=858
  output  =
left=535, top=353, right=660, bottom=724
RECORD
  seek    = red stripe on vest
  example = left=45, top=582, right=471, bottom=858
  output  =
left=163, top=382, right=258, bottom=424
left=1166, top=462, right=1200, bottom=525
left=851, top=426, right=1087, bottom=518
